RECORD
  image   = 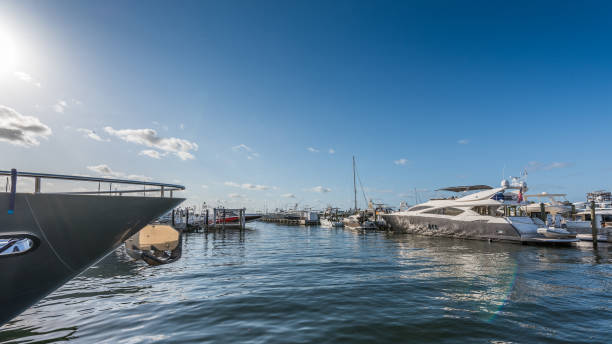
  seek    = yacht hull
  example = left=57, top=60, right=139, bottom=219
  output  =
left=382, top=214, right=523, bottom=242
left=382, top=214, right=577, bottom=245
left=0, top=193, right=184, bottom=325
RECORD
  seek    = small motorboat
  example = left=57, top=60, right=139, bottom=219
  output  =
left=125, top=224, right=182, bottom=266
left=320, top=218, right=344, bottom=228
left=343, top=215, right=378, bottom=230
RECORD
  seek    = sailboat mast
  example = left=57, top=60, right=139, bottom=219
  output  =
left=353, top=156, right=357, bottom=211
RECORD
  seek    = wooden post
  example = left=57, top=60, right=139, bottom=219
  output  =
left=161, top=186, right=165, bottom=198
left=241, top=208, right=246, bottom=230
left=571, top=204, right=576, bottom=221
left=205, top=209, right=209, bottom=230
left=185, top=208, right=189, bottom=231
left=591, top=200, right=598, bottom=249
left=222, top=209, right=226, bottom=230
left=540, top=203, right=546, bottom=222
left=172, top=209, right=175, bottom=226
left=213, top=208, right=217, bottom=228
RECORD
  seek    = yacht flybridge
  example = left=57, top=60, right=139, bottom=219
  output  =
left=0, top=169, right=185, bottom=325
left=382, top=180, right=578, bottom=245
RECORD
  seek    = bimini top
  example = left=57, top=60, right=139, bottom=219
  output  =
left=435, top=185, right=493, bottom=193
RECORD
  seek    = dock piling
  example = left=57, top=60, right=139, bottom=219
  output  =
left=590, top=200, right=598, bottom=249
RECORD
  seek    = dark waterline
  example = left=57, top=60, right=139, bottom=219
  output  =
left=1, top=222, right=610, bottom=343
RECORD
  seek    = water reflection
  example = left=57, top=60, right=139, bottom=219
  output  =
left=1, top=223, right=610, bottom=344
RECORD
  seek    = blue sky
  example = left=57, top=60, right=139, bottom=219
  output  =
left=1, top=0, right=612, bottom=210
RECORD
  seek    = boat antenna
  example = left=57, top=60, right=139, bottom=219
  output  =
left=353, top=156, right=357, bottom=211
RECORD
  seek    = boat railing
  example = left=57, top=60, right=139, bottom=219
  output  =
left=0, top=169, right=184, bottom=198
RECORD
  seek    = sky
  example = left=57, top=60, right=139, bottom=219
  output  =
left=1, top=0, right=612, bottom=210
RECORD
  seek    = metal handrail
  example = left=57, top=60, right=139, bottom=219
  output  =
left=0, top=169, right=184, bottom=196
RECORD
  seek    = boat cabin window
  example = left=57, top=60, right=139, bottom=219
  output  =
left=424, top=207, right=464, bottom=216
left=408, top=206, right=431, bottom=212
left=471, top=206, right=502, bottom=217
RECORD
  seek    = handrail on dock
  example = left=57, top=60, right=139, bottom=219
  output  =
left=0, top=169, right=184, bottom=197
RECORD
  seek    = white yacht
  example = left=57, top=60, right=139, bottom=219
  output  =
left=382, top=180, right=577, bottom=245
left=566, top=191, right=612, bottom=242
left=320, top=207, right=344, bottom=228
left=320, top=217, right=344, bottom=228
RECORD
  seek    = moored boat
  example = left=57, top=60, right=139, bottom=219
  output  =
left=125, top=224, right=183, bottom=265
left=382, top=180, right=578, bottom=245
left=0, top=169, right=185, bottom=325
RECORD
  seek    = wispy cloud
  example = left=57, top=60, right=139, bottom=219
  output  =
left=457, top=139, right=469, bottom=144
left=328, top=148, right=335, bottom=154
left=139, top=149, right=166, bottom=159
left=232, top=144, right=252, bottom=152
left=232, top=143, right=259, bottom=159
left=394, top=158, right=408, bottom=165
left=104, top=127, right=198, bottom=160
left=225, top=181, right=272, bottom=191
left=309, top=186, right=331, bottom=193
left=13, top=71, right=42, bottom=88
left=281, top=193, right=296, bottom=198
left=0, top=105, right=52, bottom=147
left=53, top=100, right=68, bottom=113
left=87, top=164, right=152, bottom=181
left=228, top=193, right=245, bottom=199
left=307, top=147, right=319, bottom=153
left=201, top=185, right=209, bottom=189
left=77, top=128, right=109, bottom=142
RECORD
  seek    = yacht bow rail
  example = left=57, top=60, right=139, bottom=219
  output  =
left=0, top=169, right=184, bottom=197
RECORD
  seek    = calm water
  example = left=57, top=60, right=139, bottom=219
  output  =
left=1, top=222, right=610, bottom=343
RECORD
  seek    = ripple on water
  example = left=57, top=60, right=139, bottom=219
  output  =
left=1, top=223, right=610, bottom=343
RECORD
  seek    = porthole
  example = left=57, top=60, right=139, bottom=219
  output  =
left=0, top=234, right=39, bottom=257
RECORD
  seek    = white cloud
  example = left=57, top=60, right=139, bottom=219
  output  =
left=0, top=105, right=52, bottom=147
left=86, top=164, right=152, bottom=181
left=457, top=139, right=469, bottom=144
left=77, top=128, right=109, bottom=142
left=139, top=149, right=166, bottom=159
left=53, top=100, right=67, bottom=113
left=328, top=148, right=335, bottom=154
left=232, top=143, right=259, bottom=159
left=307, top=147, right=319, bottom=153
left=225, top=181, right=272, bottom=191
left=228, top=193, right=245, bottom=198
left=104, top=126, right=198, bottom=160
left=232, top=144, right=252, bottom=152
left=281, top=193, right=296, bottom=198
left=310, top=186, right=331, bottom=193
left=13, top=71, right=42, bottom=88
left=201, top=185, right=209, bottom=189
left=394, top=158, right=408, bottom=165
